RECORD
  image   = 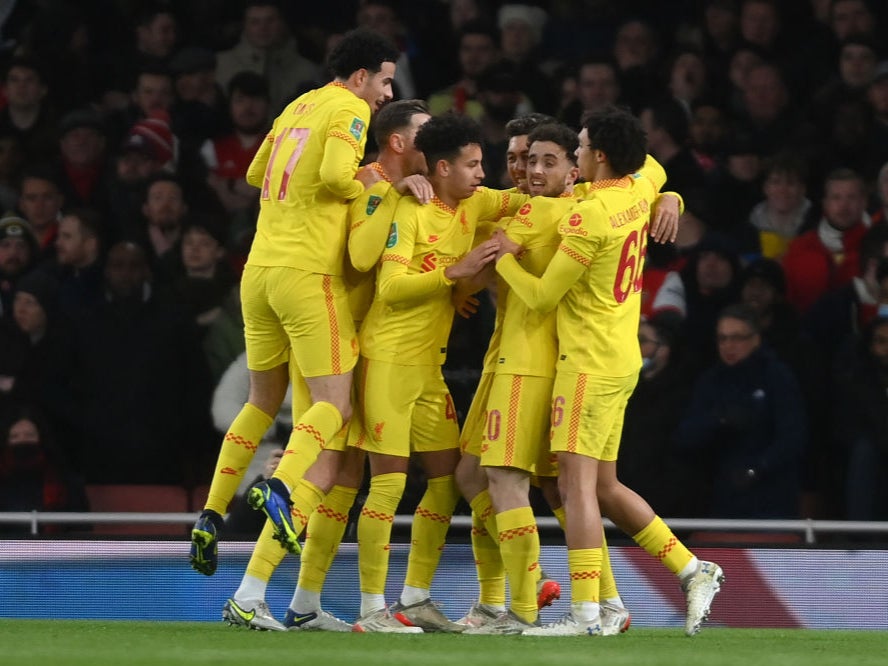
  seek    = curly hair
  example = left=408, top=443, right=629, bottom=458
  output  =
left=414, top=112, right=483, bottom=167
left=582, top=105, right=646, bottom=176
left=327, top=28, right=400, bottom=78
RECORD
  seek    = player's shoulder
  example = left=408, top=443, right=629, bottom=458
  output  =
left=557, top=198, right=605, bottom=238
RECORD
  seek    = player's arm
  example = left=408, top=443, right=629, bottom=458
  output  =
left=245, top=131, right=274, bottom=188
left=475, top=187, right=531, bottom=222
left=495, top=242, right=586, bottom=313
left=320, top=106, right=371, bottom=200
left=376, top=207, right=451, bottom=303
left=348, top=181, right=399, bottom=272
left=650, top=191, right=683, bottom=244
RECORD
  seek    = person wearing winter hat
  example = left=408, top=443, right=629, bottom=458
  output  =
left=121, top=115, right=177, bottom=172
left=0, top=214, right=39, bottom=319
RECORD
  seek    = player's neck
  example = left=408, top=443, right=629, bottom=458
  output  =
left=430, top=178, right=459, bottom=209
left=589, top=163, right=619, bottom=182
left=377, top=152, right=405, bottom=183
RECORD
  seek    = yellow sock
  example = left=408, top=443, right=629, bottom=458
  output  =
left=274, top=401, right=343, bottom=489
left=633, top=515, right=694, bottom=575
left=298, top=485, right=358, bottom=593
left=358, top=472, right=406, bottom=594
left=599, top=530, right=619, bottom=600
left=244, top=520, right=288, bottom=582
left=404, top=474, right=460, bottom=590
left=497, top=506, right=539, bottom=624
left=568, top=548, right=602, bottom=604
left=552, top=505, right=566, bottom=531
left=469, top=490, right=505, bottom=606
left=205, top=403, right=273, bottom=515
left=288, top=478, right=326, bottom=537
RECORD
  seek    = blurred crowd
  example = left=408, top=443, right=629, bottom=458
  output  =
left=0, top=0, right=887, bottom=530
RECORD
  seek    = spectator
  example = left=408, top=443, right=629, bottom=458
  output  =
left=201, top=71, right=268, bottom=247
left=50, top=208, right=105, bottom=318
left=747, top=152, right=812, bottom=259
left=215, top=0, right=321, bottom=117
left=666, top=46, right=712, bottom=113
left=804, top=224, right=888, bottom=363
left=106, top=3, right=178, bottom=111
left=866, top=64, right=888, bottom=174
left=652, top=231, right=744, bottom=375
left=107, top=66, right=175, bottom=146
left=0, top=215, right=38, bottom=320
left=675, top=303, right=807, bottom=519
left=16, top=166, right=65, bottom=263
left=688, top=98, right=730, bottom=174
left=168, top=47, right=228, bottom=161
left=782, top=167, right=871, bottom=313
left=71, top=241, right=215, bottom=485
left=130, top=173, right=189, bottom=277
left=0, top=405, right=88, bottom=534
left=476, top=62, right=530, bottom=188
left=0, top=270, right=79, bottom=451
left=496, top=3, right=554, bottom=114
left=872, top=161, right=888, bottom=227
left=357, top=0, right=420, bottom=100
left=611, top=17, right=662, bottom=113
left=561, top=57, right=621, bottom=130
left=832, top=313, right=888, bottom=520
left=164, top=215, right=236, bottom=333
left=619, top=312, right=699, bottom=517
left=54, top=107, right=109, bottom=214
left=426, top=20, right=500, bottom=119
left=0, top=57, right=58, bottom=162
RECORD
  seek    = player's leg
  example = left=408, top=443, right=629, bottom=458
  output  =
left=597, top=461, right=724, bottom=636
left=391, top=371, right=463, bottom=633
left=352, top=358, right=422, bottom=633
left=191, top=266, right=291, bottom=575
left=454, top=372, right=505, bottom=625
left=286, top=439, right=365, bottom=631
left=249, top=270, right=359, bottom=553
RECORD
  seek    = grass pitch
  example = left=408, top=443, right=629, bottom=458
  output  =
left=0, top=621, right=885, bottom=666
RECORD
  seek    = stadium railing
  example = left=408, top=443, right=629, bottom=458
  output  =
left=1, top=512, right=888, bottom=543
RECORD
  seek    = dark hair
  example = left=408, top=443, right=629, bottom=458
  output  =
left=876, top=256, right=888, bottom=284
left=327, top=28, right=399, bottom=78
left=372, top=99, right=429, bottom=146
left=4, top=56, right=46, bottom=84
left=133, top=1, right=176, bottom=28
left=19, top=164, right=61, bottom=190
left=457, top=19, right=500, bottom=46
left=823, top=167, right=864, bottom=194
left=582, top=105, right=646, bottom=176
left=718, top=302, right=761, bottom=333
left=64, top=207, right=103, bottom=241
left=762, top=151, right=808, bottom=182
left=645, top=97, right=690, bottom=145
left=228, top=71, right=270, bottom=100
left=527, top=123, right=579, bottom=165
left=506, top=112, right=557, bottom=138
left=414, top=113, right=483, bottom=168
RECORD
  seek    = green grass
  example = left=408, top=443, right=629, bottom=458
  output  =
left=0, top=621, right=885, bottom=666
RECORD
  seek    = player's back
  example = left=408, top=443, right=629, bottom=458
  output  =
left=556, top=175, right=655, bottom=377
left=246, top=83, right=370, bottom=275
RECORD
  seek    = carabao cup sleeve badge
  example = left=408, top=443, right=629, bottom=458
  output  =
left=350, top=117, right=365, bottom=141
left=386, top=222, right=398, bottom=248
left=366, top=194, right=382, bottom=215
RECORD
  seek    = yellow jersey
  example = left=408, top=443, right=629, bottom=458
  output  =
left=246, top=82, right=370, bottom=275
left=360, top=187, right=526, bottom=366
left=497, top=173, right=658, bottom=378
left=496, top=193, right=578, bottom=377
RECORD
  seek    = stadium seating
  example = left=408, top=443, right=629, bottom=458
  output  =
left=85, top=484, right=190, bottom=536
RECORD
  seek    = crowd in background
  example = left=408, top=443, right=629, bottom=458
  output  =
left=0, top=0, right=887, bottom=531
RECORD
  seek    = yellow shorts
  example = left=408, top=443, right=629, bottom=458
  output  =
left=459, top=371, right=494, bottom=457
left=352, top=358, right=460, bottom=457
left=480, top=374, right=555, bottom=475
left=241, top=265, right=358, bottom=377
left=549, top=371, right=638, bottom=462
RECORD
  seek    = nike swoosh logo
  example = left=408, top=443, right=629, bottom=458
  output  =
left=289, top=612, right=317, bottom=627
left=230, top=601, right=256, bottom=623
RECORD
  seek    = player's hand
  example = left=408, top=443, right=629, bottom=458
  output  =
left=445, top=239, right=499, bottom=280
left=355, top=165, right=382, bottom=189
left=650, top=193, right=680, bottom=244
left=395, top=174, right=433, bottom=203
left=492, top=228, right=525, bottom=262
left=452, top=291, right=480, bottom=318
